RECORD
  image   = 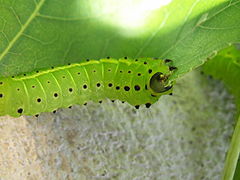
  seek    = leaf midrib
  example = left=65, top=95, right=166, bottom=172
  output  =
left=0, top=0, right=45, bottom=61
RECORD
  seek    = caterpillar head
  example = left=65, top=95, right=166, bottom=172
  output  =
left=149, top=72, right=173, bottom=95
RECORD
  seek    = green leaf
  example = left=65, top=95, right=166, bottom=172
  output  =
left=0, top=0, right=240, bottom=78
left=233, top=158, right=240, bottom=180
left=223, top=115, right=240, bottom=180
left=202, top=46, right=240, bottom=180
left=202, top=45, right=240, bottom=110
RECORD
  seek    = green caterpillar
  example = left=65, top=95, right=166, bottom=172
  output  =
left=0, top=58, right=176, bottom=117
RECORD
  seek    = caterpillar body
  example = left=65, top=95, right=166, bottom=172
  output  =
left=0, top=58, right=175, bottom=117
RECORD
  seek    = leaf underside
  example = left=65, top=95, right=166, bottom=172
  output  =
left=0, top=0, right=240, bottom=80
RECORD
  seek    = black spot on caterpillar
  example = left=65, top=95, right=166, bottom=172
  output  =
left=0, top=58, right=175, bottom=117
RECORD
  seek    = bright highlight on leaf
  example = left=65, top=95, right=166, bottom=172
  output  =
left=88, top=0, right=172, bottom=36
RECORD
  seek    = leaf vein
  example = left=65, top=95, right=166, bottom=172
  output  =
left=0, top=0, right=46, bottom=61
left=160, top=0, right=240, bottom=57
